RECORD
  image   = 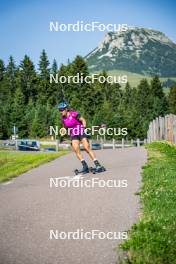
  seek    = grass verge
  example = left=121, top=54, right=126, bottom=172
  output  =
left=0, top=151, right=69, bottom=183
left=119, top=142, right=176, bottom=264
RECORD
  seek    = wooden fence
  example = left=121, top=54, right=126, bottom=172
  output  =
left=147, top=114, right=176, bottom=144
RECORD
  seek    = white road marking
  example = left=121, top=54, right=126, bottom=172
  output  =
left=56, top=174, right=85, bottom=180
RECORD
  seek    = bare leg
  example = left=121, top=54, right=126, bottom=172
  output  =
left=81, top=138, right=96, bottom=160
left=71, top=140, right=84, bottom=161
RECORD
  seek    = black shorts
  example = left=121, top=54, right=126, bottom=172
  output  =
left=71, top=133, right=89, bottom=141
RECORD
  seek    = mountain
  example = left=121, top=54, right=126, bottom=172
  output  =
left=85, top=27, right=176, bottom=77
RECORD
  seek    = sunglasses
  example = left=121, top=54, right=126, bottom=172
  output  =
left=59, top=108, right=66, bottom=112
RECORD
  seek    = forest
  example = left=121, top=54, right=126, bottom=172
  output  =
left=0, top=49, right=176, bottom=140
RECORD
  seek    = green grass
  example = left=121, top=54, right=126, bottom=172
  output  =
left=108, top=70, right=150, bottom=88
left=119, top=142, right=176, bottom=264
left=107, top=70, right=176, bottom=89
left=0, top=151, right=68, bottom=183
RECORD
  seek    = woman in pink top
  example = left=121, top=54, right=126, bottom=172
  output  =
left=58, top=102, right=103, bottom=174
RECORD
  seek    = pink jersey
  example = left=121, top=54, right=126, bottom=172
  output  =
left=62, top=111, right=84, bottom=137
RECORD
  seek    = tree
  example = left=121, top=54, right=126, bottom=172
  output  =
left=70, top=56, right=96, bottom=117
left=38, top=50, right=50, bottom=104
left=71, top=55, right=89, bottom=76
left=0, top=58, right=13, bottom=138
left=0, top=59, right=5, bottom=81
left=18, top=55, right=38, bottom=103
left=30, top=104, right=48, bottom=138
left=11, top=86, right=26, bottom=137
left=38, top=49, right=50, bottom=80
left=6, top=56, right=16, bottom=93
left=168, top=86, right=176, bottom=114
left=47, top=59, right=60, bottom=106
left=133, top=79, right=153, bottom=138
left=51, top=59, right=58, bottom=74
left=25, top=98, right=36, bottom=137
left=150, top=76, right=168, bottom=116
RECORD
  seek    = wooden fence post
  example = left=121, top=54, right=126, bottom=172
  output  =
left=100, top=137, right=103, bottom=149
left=137, top=138, right=140, bottom=147
left=56, top=140, right=59, bottom=152
left=15, top=140, right=18, bottom=150
left=112, top=138, right=115, bottom=149
left=122, top=138, right=124, bottom=148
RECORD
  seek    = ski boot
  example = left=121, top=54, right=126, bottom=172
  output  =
left=90, top=160, right=106, bottom=174
left=90, top=166, right=106, bottom=174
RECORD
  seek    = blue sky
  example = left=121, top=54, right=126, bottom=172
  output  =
left=0, top=0, right=175, bottom=68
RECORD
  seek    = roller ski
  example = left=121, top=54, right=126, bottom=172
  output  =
left=74, top=160, right=89, bottom=175
left=74, top=159, right=106, bottom=175
left=74, top=167, right=90, bottom=175
left=74, top=166, right=106, bottom=175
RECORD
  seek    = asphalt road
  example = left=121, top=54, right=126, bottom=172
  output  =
left=0, top=147, right=147, bottom=264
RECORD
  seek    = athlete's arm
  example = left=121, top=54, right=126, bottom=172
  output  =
left=60, top=127, right=66, bottom=136
left=78, top=116, right=86, bottom=128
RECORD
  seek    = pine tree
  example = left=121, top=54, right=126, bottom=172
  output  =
left=30, top=104, right=48, bottom=138
left=70, top=56, right=95, bottom=117
left=51, top=59, right=58, bottom=74
left=168, top=86, right=176, bottom=114
left=38, top=50, right=50, bottom=104
left=150, top=76, right=168, bottom=116
left=123, top=82, right=133, bottom=106
left=109, top=82, right=122, bottom=111
left=134, top=79, right=153, bottom=138
left=11, top=86, right=26, bottom=138
left=71, top=55, right=89, bottom=76
left=0, top=60, right=5, bottom=138
left=47, top=59, right=59, bottom=106
left=151, top=76, right=165, bottom=98
left=25, top=98, right=36, bottom=137
left=49, top=107, right=62, bottom=132
left=0, top=59, right=10, bottom=138
left=0, top=59, right=5, bottom=81
left=18, top=55, right=38, bottom=103
left=57, top=64, right=73, bottom=104
left=38, top=49, right=50, bottom=80
left=6, top=56, right=16, bottom=94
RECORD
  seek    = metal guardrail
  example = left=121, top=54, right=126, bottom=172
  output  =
left=56, top=138, right=146, bottom=150
left=0, top=138, right=146, bottom=151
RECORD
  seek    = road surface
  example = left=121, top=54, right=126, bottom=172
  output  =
left=0, top=147, right=147, bottom=264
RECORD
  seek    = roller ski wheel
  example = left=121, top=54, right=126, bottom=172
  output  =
left=74, top=169, right=79, bottom=175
